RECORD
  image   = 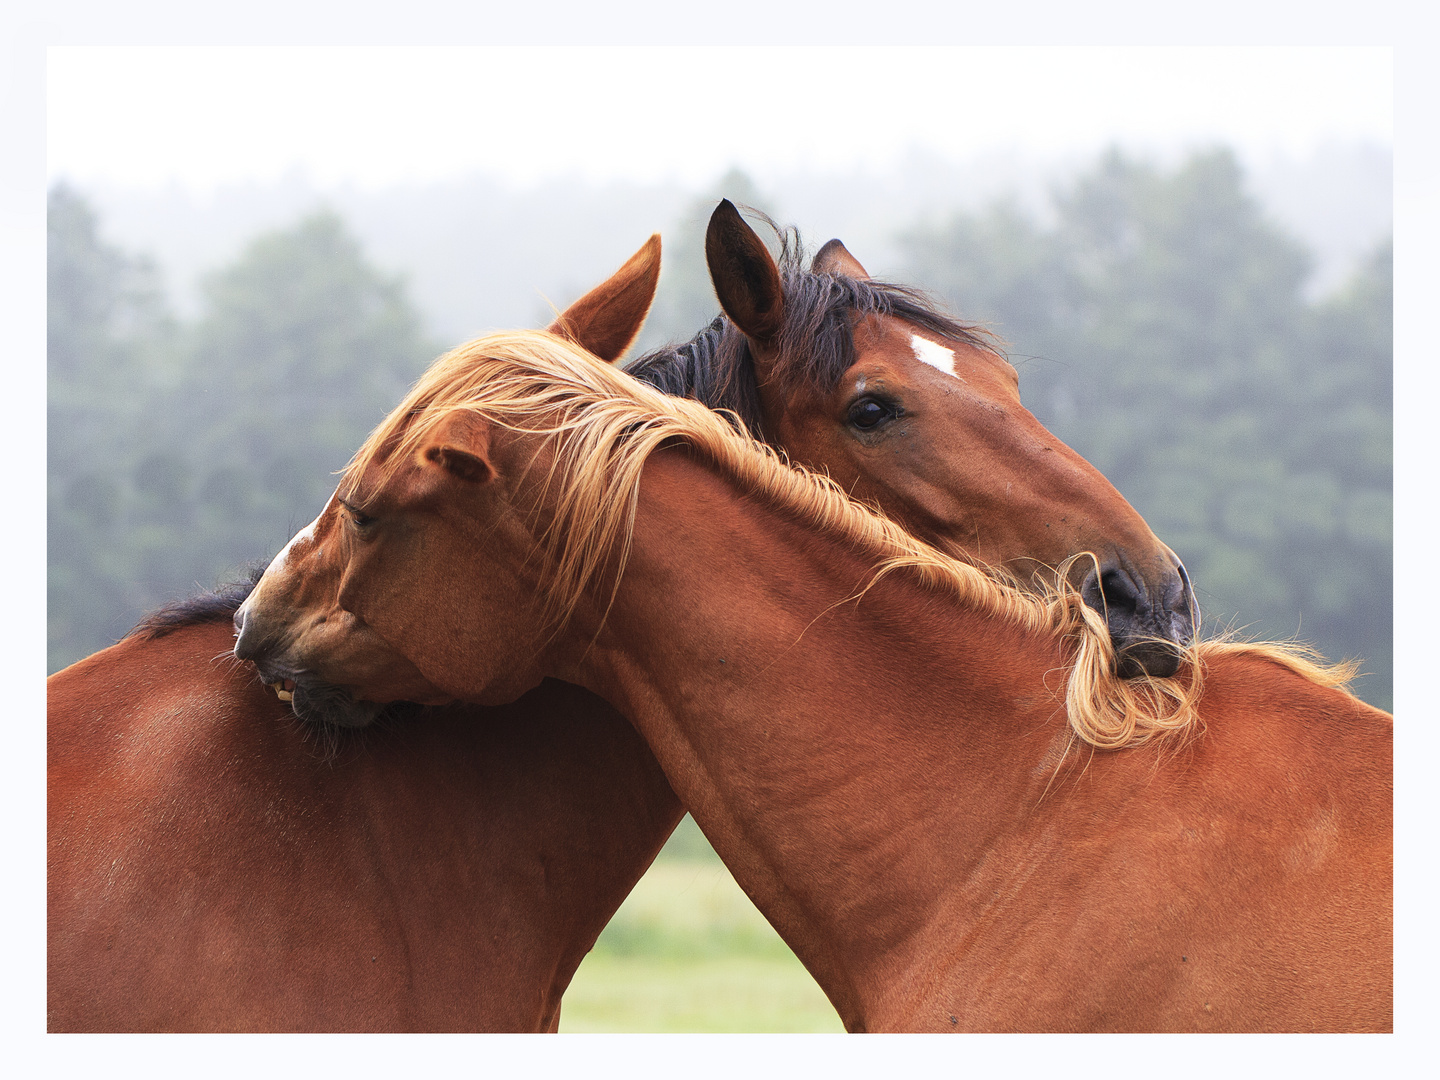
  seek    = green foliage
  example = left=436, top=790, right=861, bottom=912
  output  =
left=588, top=862, right=793, bottom=962
left=653, top=812, right=724, bottom=862
left=898, top=149, right=1392, bottom=708
left=176, top=209, right=437, bottom=544
left=561, top=863, right=842, bottom=1032
left=560, top=954, right=842, bottom=1032
left=48, top=193, right=440, bottom=672
left=48, top=185, right=178, bottom=476
left=47, top=186, right=174, bottom=385
left=48, top=185, right=181, bottom=665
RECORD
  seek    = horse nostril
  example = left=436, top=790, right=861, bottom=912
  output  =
left=1080, top=564, right=1143, bottom=628
left=1167, top=563, right=1197, bottom=647
left=1173, top=562, right=1197, bottom=629
left=1101, top=570, right=1141, bottom=615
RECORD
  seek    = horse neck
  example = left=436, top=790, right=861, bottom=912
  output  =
left=569, top=446, right=1074, bottom=1029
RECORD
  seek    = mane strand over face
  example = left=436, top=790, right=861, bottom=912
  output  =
left=625, top=221, right=1003, bottom=439
left=343, top=329, right=1356, bottom=752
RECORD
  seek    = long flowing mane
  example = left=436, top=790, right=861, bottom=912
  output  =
left=625, top=222, right=1000, bottom=437
left=344, top=329, right=1355, bottom=751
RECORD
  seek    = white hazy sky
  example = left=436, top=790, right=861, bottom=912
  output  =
left=48, top=46, right=1393, bottom=193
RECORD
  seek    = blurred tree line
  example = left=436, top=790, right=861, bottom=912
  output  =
left=48, top=149, right=1391, bottom=710
left=48, top=186, right=440, bottom=670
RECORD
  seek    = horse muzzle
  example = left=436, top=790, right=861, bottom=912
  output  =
left=1080, top=557, right=1196, bottom=679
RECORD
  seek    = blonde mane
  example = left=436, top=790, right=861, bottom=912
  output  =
left=344, top=329, right=1357, bottom=751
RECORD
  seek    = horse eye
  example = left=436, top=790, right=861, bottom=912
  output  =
left=847, top=397, right=897, bottom=431
left=340, top=501, right=375, bottom=529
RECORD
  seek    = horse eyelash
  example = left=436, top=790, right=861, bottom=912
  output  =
left=339, top=500, right=375, bottom=528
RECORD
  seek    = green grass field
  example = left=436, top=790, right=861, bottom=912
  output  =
left=558, top=822, right=844, bottom=1033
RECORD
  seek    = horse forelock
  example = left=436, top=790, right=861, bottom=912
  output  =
left=340, top=328, right=1354, bottom=751
left=770, top=263, right=1003, bottom=402
left=626, top=230, right=1002, bottom=440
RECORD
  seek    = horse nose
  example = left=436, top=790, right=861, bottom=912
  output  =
left=1079, top=558, right=1195, bottom=679
left=1171, top=562, right=1197, bottom=643
left=232, top=603, right=261, bottom=663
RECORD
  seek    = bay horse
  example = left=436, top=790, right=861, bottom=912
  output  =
left=232, top=326, right=1391, bottom=1032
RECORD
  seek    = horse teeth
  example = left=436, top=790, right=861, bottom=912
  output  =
left=275, top=688, right=294, bottom=702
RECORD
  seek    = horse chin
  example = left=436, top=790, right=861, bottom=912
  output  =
left=289, top=679, right=388, bottom=730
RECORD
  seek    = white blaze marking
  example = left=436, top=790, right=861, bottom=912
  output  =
left=234, top=511, right=321, bottom=636
left=911, top=334, right=957, bottom=378
left=269, top=514, right=320, bottom=574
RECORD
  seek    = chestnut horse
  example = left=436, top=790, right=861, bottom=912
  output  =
left=47, top=241, right=683, bottom=1032
left=232, top=327, right=1391, bottom=1032
left=52, top=204, right=1198, bottom=1030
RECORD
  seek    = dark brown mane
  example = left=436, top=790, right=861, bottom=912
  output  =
left=125, top=562, right=269, bottom=641
left=625, top=219, right=999, bottom=437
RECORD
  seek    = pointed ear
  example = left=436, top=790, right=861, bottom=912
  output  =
left=419, top=411, right=495, bottom=485
left=548, top=234, right=661, bottom=364
left=813, top=238, right=869, bottom=279
left=706, top=199, right=785, bottom=347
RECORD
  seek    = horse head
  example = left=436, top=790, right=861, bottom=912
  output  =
left=703, top=199, right=1194, bottom=677
left=233, top=236, right=662, bottom=725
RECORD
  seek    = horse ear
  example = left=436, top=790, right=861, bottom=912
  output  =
left=547, top=234, right=661, bottom=364
left=813, top=238, right=869, bottom=279
left=420, top=412, right=495, bottom=485
left=706, top=199, right=785, bottom=347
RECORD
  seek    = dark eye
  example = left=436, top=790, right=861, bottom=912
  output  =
left=847, top=396, right=899, bottom=431
left=340, top=500, right=375, bottom=530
